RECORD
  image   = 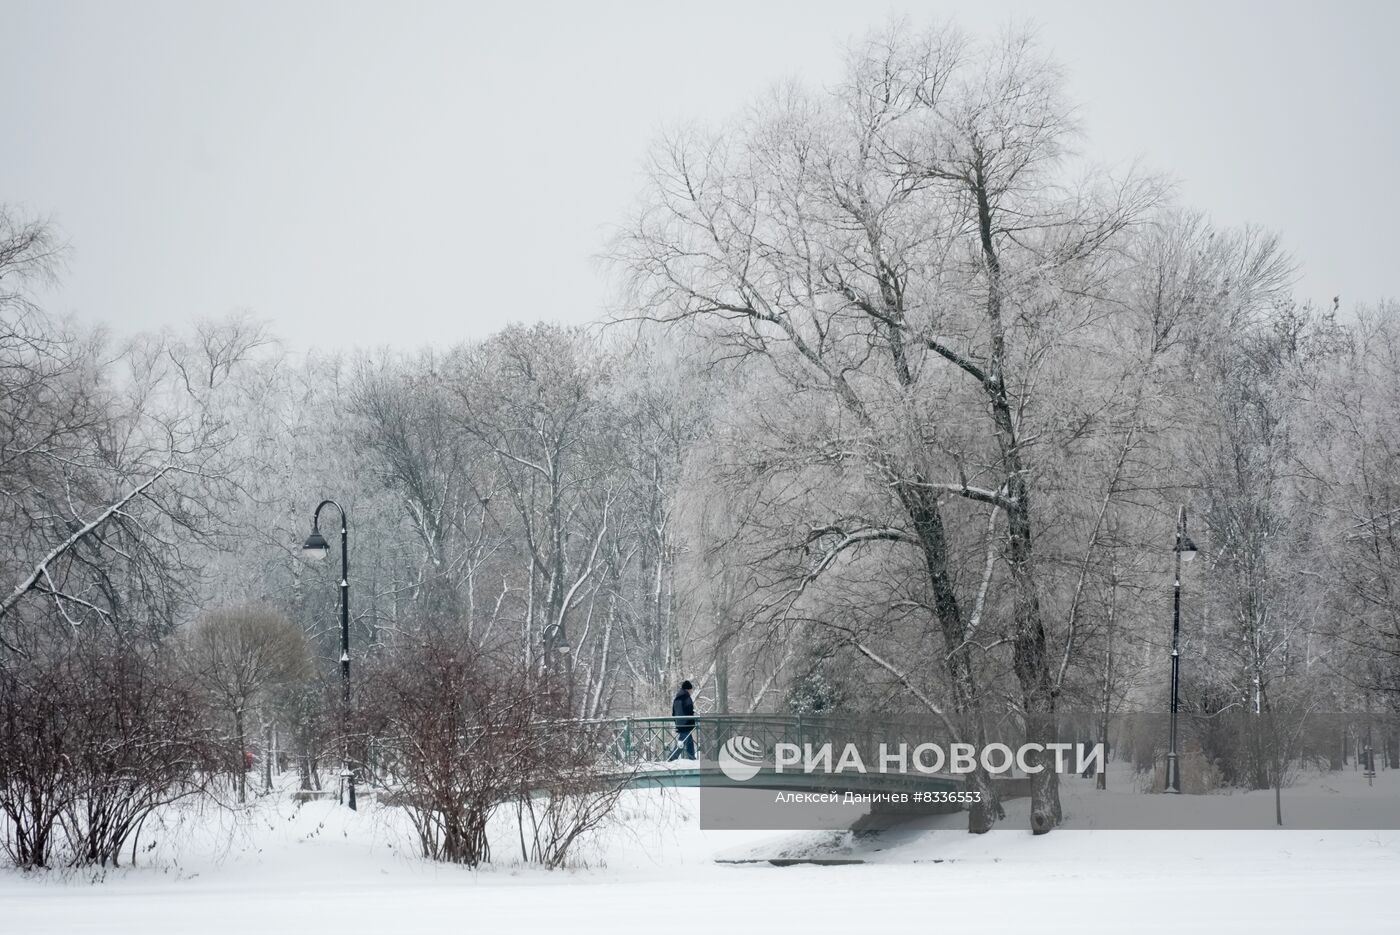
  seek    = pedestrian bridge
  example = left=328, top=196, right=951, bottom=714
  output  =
left=588, top=714, right=1003, bottom=798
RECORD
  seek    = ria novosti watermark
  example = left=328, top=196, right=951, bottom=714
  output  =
left=696, top=712, right=1400, bottom=831
left=717, top=734, right=1102, bottom=783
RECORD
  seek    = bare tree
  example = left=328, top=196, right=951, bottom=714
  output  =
left=614, top=23, right=1164, bottom=832
left=0, top=245, right=254, bottom=648
left=184, top=607, right=311, bottom=803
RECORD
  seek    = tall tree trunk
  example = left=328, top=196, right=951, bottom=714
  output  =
left=973, top=166, right=1061, bottom=833
left=1097, top=592, right=1115, bottom=791
left=897, top=479, right=1002, bottom=833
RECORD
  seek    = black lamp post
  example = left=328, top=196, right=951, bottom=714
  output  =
left=541, top=623, right=567, bottom=666
left=303, top=499, right=355, bottom=811
left=1166, top=504, right=1198, bottom=794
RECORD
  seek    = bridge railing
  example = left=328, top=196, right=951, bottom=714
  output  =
left=587, top=715, right=788, bottom=766
left=586, top=714, right=951, bottom=769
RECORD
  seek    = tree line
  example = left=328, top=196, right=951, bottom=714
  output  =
left=3, top=22, right=1399, bottom=860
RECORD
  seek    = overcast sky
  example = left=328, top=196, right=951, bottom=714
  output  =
left=3, top=0, right=1396, bottom=351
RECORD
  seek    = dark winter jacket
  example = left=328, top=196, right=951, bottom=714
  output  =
left=671, top=690, right=695, bottom=731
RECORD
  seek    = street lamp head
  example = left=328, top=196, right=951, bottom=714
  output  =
left=1179, top=535, right=1198, bottom=562
left=302, top=528, right=330, bottom=562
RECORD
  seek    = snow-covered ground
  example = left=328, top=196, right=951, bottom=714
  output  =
left=3, top=772, right=1397, bottom=934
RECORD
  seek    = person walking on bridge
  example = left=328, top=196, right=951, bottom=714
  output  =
left=668, top=680, right=696, bottom=761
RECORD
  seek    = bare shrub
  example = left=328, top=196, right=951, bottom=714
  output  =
left=0, top=632, right=220, bottom=868
left=0, top=640, right=75, bottom=868
left=515, top=767, right=626, bottom=869
left=361, top=628, right=624, bottom=867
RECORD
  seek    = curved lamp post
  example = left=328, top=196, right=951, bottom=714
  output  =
left=1166, top=504, right=1198, bottom=794
left=303, top=499, right=355, bottom=811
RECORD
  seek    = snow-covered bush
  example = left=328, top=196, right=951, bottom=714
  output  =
left=357, top=627, right=623, bottom=867
left=0, top=631, right=221, bottom=868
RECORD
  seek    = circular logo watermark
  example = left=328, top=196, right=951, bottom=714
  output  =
left=718, top=734, right=764, bottom=782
